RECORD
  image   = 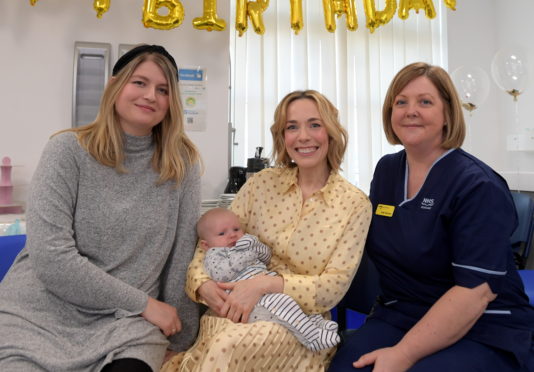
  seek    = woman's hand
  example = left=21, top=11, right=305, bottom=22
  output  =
left=197, top=280, right=229, bottom=316
left=353, top=347, right=414, bottom=372
left=354, top=283, right=496, bottom=371
left=217, top=275, right=283, bottom=323
left=141, top=297, right=182, bottom=337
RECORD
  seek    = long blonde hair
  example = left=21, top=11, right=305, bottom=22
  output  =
left=56, top=47, right=200, bottom=185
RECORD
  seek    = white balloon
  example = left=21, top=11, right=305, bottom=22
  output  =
left=491, top=47, right=529, bottom=100
left=451, top=66, right=490, bottom=112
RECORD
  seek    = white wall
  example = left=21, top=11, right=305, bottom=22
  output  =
left=0, top=0, right=230, bottom=202
left=448, top=0, right=534, bottom=191
left=3, top=0, right=534, bottom=206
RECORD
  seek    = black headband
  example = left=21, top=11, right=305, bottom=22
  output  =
left=112, top=44, right=178, bottom=78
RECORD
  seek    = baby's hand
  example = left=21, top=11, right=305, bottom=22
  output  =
left=199, top=240, right=210, bottom=251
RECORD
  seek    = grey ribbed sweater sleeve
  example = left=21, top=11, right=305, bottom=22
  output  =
left=161, top=163, right=201, bottom=351
left=26, top=134, right=147, bottom=314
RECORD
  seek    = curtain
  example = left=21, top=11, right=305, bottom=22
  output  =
left=230, top=1, right=448, bottom=193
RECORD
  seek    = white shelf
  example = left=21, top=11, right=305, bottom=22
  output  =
left=507, top=134, right=534, bottom=152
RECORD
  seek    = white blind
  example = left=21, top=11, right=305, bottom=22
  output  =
left=230, top=1, right=448, bottom=193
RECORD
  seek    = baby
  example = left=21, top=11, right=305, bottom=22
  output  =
left=197, top=208, right=340, bottom=352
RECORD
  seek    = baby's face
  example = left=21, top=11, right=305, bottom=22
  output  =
left=203, top=213, right=244, bottom=248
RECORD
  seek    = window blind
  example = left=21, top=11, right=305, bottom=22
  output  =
left=230, top=1, right=448, bottom=193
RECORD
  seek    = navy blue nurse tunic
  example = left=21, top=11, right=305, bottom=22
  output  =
left=337, top=148, right=534, bottom=371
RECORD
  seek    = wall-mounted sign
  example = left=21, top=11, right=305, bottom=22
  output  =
left=179, top=67, right=207, bottom=132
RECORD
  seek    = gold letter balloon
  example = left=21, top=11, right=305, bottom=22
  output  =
left=143, top=0, right=184, bottom=30
left=235, top=0, right=248, bottom=36
left=29, top=0, right=38, bottom=5
left=322, top=0, right=358, bottom=33
left=193, top=0, right=226, bottom=32
left=398, top=0, right=436, bottom=20
left=290, top=0, right=303, bottom=35
left=444, top=0, right=456, bottom=10
left=94, top=0, right=111, bottom=19
left=363, top=0, right=395, bottom=33
left=248, top=0, right=270, bottom=35
left=235, top=0, right=270, bottom=36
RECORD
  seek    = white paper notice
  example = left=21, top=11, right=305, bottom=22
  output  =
left=179, top=67, right=207, bottom=132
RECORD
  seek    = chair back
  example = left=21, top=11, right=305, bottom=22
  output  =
left=0, top=234, right=26, bottom=281
left=510, top=192, right=534, bottom=269
left=336, top=250, right=381, bottom=330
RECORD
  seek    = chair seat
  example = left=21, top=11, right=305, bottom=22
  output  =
left=518, top=270, right=534, bottom=306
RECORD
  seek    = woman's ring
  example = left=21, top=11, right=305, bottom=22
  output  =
left=171, top=328, right=176, bottom=334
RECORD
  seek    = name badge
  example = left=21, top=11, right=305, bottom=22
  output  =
left=376, top=204, right=395, bottom=217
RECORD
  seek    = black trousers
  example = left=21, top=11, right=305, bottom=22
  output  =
left=101, top=358, right=152, bottom=372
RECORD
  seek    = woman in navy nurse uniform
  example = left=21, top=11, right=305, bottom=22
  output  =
left=329, top=62, right=534, bottom=372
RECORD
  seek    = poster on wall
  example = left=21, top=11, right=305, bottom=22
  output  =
left=179, top=67, right=207, bottom=132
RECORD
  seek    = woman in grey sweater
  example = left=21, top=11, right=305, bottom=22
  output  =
left=0, top=45, right=201, bottom=372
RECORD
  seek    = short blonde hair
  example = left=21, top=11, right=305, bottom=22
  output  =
left=270, top=90, right=348, bottom=172
left=382, top=62, right=465, bottom=149
left=56, top=45, right=200, bottom=185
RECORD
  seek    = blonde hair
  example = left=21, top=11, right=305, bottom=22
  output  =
left=56, top=46, right=200, bottom=185
left=382, top=62, right=466, bottom=149
left=270, top=90, right=348, bottom=172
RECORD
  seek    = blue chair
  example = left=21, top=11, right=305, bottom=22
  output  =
left=518, top=270, right=534, bottom=305
left=510, top=191, right=534, bottom=306
left=510, top=191, right=534, bottom=270
left=0, top=234, right=26, bottom=281
left=335, top=251, right=381, bottom=331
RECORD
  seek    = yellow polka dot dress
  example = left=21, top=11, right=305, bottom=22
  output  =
left=163, top=167, right=372, bottom=372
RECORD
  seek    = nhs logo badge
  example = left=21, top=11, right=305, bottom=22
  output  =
left=421, top=198, right=434, bottom=210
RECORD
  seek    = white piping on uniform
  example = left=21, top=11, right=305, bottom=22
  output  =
left=451, top=262, right=507, bottom=275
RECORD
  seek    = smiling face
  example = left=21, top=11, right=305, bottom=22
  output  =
left=391, top=76, right=446, bottom=152
left=283, top=98, right=329, bottom=174
left=199, top=210, right=245, bottom=249
left=115, top=59, right=170, bottom=136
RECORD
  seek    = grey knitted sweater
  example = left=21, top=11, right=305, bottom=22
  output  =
left=0, top=132, right=200, bottom=371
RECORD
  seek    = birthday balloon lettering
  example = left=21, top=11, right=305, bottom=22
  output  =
left=443, top=0, right=456, bottom=10
left=398, top=0, right=436, bottom=20
left=235, top=0, right=270, bottom=36
left=30, top=0, right=452, bottom=34
left=193, top=0, right=226, bottom=32
left=248, top=0, right=269, bottom=35
left=363, top=0, right=396, bottom=33
left=235, top=0, right=248, bottom=36
left=290, top=0, right=303, bottom=34
left=322, top=0, right=358, bottom=33
left=94, top=0, right=110, bottom=18
left=143, top=0, right=184, bottom=30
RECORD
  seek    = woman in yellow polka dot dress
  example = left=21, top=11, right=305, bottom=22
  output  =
left=162, top=90, right=372, bottom=372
